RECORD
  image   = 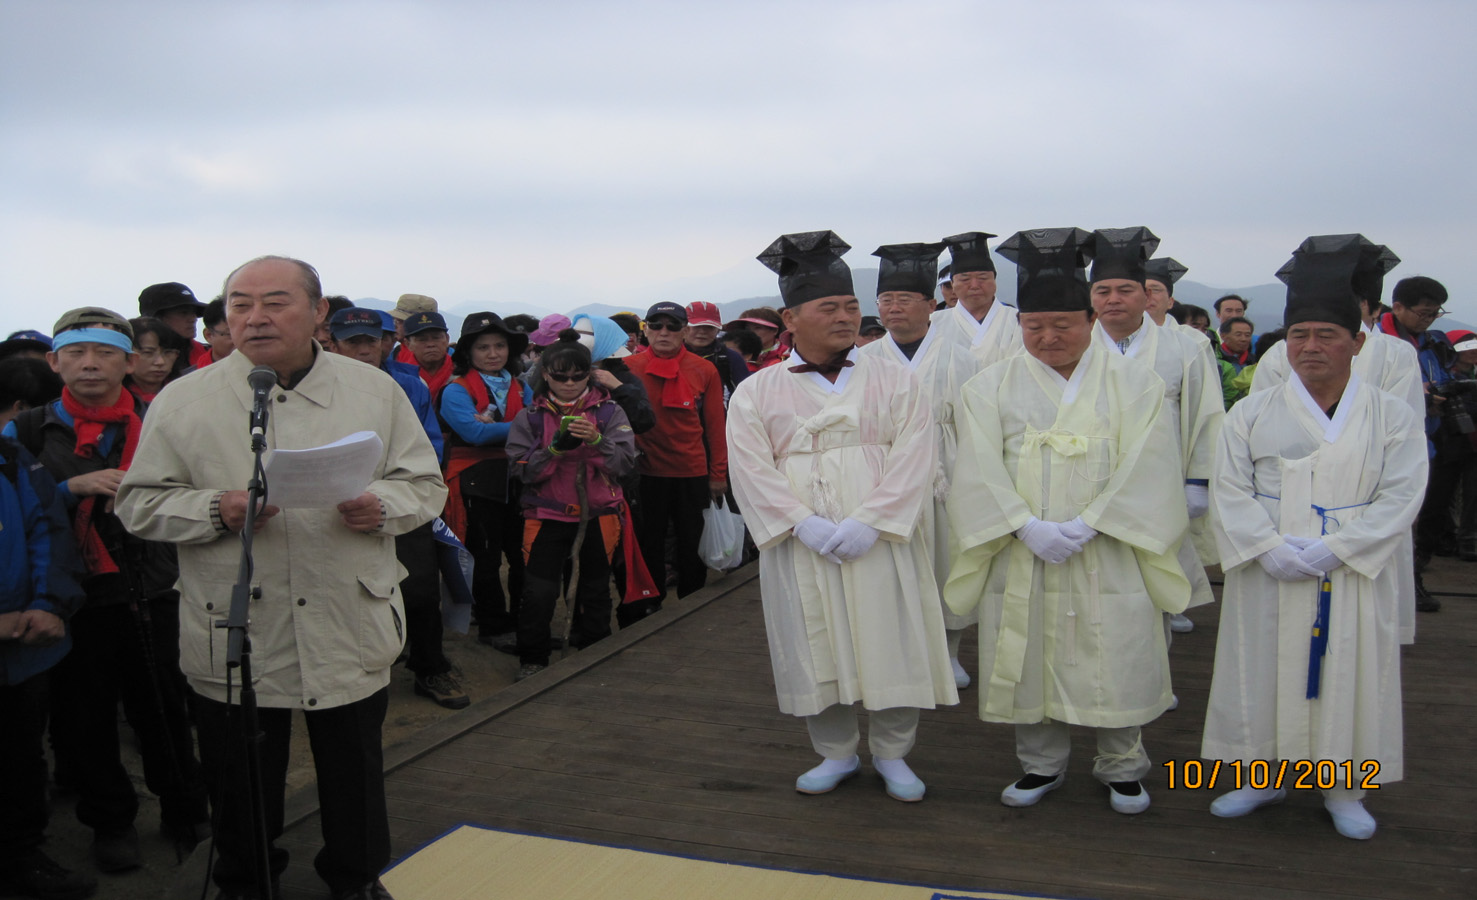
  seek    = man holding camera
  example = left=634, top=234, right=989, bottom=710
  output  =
left=1378, top=276, right=1461, bottom=609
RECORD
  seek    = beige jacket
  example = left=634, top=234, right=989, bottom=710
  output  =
left=117, top=348, right=447, bottom=709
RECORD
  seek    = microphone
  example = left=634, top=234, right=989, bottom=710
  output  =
left=248, top=365, right=276, bottom=444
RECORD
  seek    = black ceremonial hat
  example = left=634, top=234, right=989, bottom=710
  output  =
left=1276, top=235, right=1364, bottom=336
left=757, top=231, right=855, bottom=308
left=1144, top=257, right=1188, bottom=293
left=996, top=228, right=1093, bottom=314
left=1281, top=234, right=1399, bottom=306
left=1087, top=227, right=1160, bottom=284
left=872, top=242, right=946, bottom=297
left=942, top=231, right=997, bottom=276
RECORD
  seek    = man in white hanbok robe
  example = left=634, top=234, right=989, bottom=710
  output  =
left=1202, top=241, right=1426, bottom=841
left=947, top=230, right=1190, bottom=814
left=730, top=230, right=957, bottom=804
left=1250, top=237, right=1425, bottom=642
left=938, top=231, right=1023, bottom=368
left=860, top=241, right=983, bottom=688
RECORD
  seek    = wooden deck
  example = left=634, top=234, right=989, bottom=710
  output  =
left=265, top=560, right=1475, bottom=900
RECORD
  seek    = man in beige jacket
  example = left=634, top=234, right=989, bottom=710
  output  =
left=117, top=256, right=445, bottom=900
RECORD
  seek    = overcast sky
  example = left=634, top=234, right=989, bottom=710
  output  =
left=2, top=0, right=1473, bottom=332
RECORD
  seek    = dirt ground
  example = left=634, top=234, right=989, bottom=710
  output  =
left=40, top=624, right=526, bottom=900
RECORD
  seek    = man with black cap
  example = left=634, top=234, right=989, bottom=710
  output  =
left=1089, top=227, right=1223, bottom=637
left=1250, top=235, right=1427, bottom=637
left=937, top=231, right=1021, bottom=365
left=1203, top=239, right=1425, bottom=841
left=858, top=241, right=980, bottom=689
left=328, top=308, right=464, bottom=710
left=1145, top=257, right=1213, bottom=349
left=945, top=228, right=1188, bottom=815
left=625, top=301, right=728, bottom=615
left=855, top=316, right=887, bottom=347
left=728, top=231, right=956, bottom=803
left=402, top=309, right=455, bottom=402
left=138, top=281, right=211, bottom=369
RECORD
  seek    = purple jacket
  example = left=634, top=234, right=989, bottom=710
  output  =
left=505, top=387, right=638, bottom=522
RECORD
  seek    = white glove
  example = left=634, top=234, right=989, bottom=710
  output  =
left=1016, top=517, right=1079, bottom=565
left=1284, top=534, right=1342, bottom=573
left=1057, top=516, right=1098, bottom=547
left=1257, top=541, right=1323, bottom=582
left=819, top=517, right=880, bottom=562
left=1185, top=484, right=1210, bottom=519
left=793, top=516, right=838, bottom=558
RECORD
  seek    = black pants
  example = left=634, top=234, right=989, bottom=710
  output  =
left=1417, top=442, right=1477, bottom=560
left=519, top=517, right=615, bottom=666
left=635, top=474, right=709, bottom=605
left=0, top=673, right=49, bottom=863
left=466, top=495, right=525, bottom=637
left=48, top=598, right=208, bottom=835
left=195, top=688, right=390, bottom=895
left=396, top=522, right=448, bottom=677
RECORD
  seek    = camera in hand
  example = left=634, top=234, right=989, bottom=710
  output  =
left=1433, top=379, right=1477, bottom=435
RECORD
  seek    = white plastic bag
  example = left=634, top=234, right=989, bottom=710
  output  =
left=699, top=499, right=746, bottom=571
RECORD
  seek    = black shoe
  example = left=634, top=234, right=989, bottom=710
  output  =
left=1461, top=536, right=1477, bottom=562
left=515, top=663, right=546, bottom=682
left=160, top=817, right=212, bottom=861
left=90, top=826, right=141, bottom=873
left=0, top=849, right=97, bottom=900
left=477, top=632, right=519, bottom=655
left=1415, top=575, right=1442, bottom=612
left=331, top=879, right=395, bottom=900
left=413, top=671, right=471, bottom=709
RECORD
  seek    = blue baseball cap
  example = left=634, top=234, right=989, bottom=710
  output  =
left=329, top=308, right=383, bottom=340
left=403, top=310, right=449, bottom=336
left=377, top=310, right=397, bottom=334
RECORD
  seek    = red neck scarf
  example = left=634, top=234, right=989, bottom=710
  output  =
left=643, top=346, right=695, bottom=409
left=61, top=387, right=143, bottom=577
left=419, top=356, right=455, bottom=402
left=453, top=371, right=524, bottom=422
left=62, top=386, right=142, bottom=469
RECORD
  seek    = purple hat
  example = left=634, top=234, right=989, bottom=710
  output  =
left=528, top=314, right=572, bottom=347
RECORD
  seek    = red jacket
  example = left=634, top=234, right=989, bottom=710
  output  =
left=625, top=346, right=728, bottom=481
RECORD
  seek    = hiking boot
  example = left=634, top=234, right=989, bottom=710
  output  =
left=413, top=671, right=471, bottom=709
left=515, top=663, right=546, bottom=682
left=90, top=826, right=140, bottom=873
left=0, top=849, right=97, bottom=900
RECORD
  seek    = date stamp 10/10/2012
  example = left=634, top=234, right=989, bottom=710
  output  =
left=1163, top=759, right=1381, bottom=791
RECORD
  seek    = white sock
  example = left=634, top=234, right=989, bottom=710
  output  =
left=951, top=657, right=968, bottom=678
left=1232, top=785, right=1282, bottom=801
left=803, top=755, right=858, bottom=778
left=874, top=757, right=919, bottom=784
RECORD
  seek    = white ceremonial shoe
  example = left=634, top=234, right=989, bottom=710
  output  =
left=795, top=756, right=859, bottom=795
left=1108, top=781, right=1151, bottom=815
left=951, top=657, right=971, bottom=689
left=874, top=757, right=926, bottom=802
left=1325, top=797, right=1377, bottom=840
left=1168, top=613, right=1194, bottom=633
left=1001, top=773, right=1064, bottom=808
left=1166, top=694, right=1179, bottom=711
left=1209, top=786, right=1286, bottom=818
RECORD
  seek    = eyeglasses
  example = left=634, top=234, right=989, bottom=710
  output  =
left=546, top=371, right=590, bottom=383
left=1412, top=307, right=1448, bottom=320
left=645, top=321, right=684, bottom=333
left=208, top=328, right=231, bottom=339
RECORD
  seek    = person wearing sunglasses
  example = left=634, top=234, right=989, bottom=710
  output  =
left=505, top=332, right=649, bottom=682
left=623, top=302, right=728, bottom=622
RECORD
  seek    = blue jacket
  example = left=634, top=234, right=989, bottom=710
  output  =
left=385, top=359, right=444, bottom=463
left=0, top=437, right=85, bottom=685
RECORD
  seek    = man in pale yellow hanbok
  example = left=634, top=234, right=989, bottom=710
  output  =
left=1204, top=238, right=1425, bottom=841
left=947, top=228, right=1189, bottom=815
left=729, top=231, right=956, bottom=804
left=859, top=241, right=981, bottom=688
left=936, top=231, right=1023, bottom=367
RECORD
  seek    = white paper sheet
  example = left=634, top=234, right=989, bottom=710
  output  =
left=264, top=430, right=384, bottom=509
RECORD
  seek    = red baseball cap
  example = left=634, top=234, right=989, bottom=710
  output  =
left=686, top=301, right=722, bottom=328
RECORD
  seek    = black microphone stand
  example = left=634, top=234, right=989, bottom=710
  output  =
left=215, top=381, right=275, bottom=899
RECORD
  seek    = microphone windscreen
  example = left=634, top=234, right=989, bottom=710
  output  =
left=247, top=365, right=278, bottom=393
